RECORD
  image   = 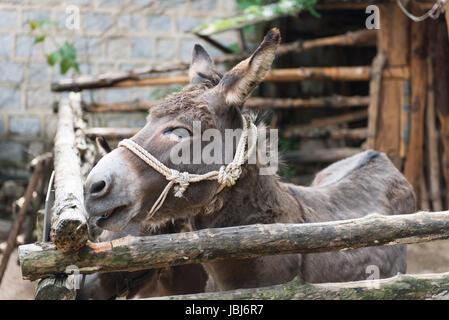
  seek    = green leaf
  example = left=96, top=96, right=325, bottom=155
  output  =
left=29, top=21, right=37, bottom=30
left=46, top=51, right=60, bottom=66
left=33, top=35, right=46, bottom=44
left=59, top=58, right=73, bottom=75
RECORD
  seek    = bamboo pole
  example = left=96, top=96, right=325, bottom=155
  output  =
left=156, top=272, right=449, bottom=300
left=50, top=92, right=89, bottom=252
left=19, top=210, right=449, bottom=281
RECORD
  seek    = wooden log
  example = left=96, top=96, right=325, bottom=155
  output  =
left=18, top=210, right=449, bottom=281
left=84, top=127, right=140, bottom=139
left=53, top=67, right=409, bottom=92
left=51, top=64, right=189, bottom=92
left=156, top=272, right=449, bottom=300
left=244, top=95, right=370, bottom=109
left=404, top=13, right=427, bottom=200
left=283, top=110, right=367, bottom=138
left=375, top=2, right=409, bottom=169
left=426, top=55, right=443, bottom=211
left=0, top=157, right=45, bottom=285
left=84, top=96, right=370, bottom=113
left=35, top=276, right=76, bottom=300
left=282, top=148, right=362, bottom=163
left=51, top=92, right=88, bottom=252
left=276, top=29, right=376, bottom=55
left=366, top=53, right=386, bottom=150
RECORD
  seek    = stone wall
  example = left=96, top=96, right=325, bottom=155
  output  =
left=0, top=0, right=237, bottom=177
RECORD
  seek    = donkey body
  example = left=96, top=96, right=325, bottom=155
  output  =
left=82, top=29, right=415, bottom=297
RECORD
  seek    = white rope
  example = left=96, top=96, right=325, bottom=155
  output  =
left=118, top=114, right=258, bottom=219
left=396, top=0, right=447, bottom=22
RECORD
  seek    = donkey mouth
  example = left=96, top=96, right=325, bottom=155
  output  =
left=96, top=205, right=129, bottom=231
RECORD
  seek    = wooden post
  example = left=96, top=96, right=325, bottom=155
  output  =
left=50, top=92, right=88, bottom=252
left=403, top=15, right=427, bottom=202
left=426, top=55, right=442, bottom=211
left=19, top=211, right=449, bottom=280
left=432, top=18, right=449, bottom=209
left=375, top=3, right=410, bottom=168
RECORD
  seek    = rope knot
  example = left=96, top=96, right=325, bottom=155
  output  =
left=217, top=164, right=242, bottom=188
left=169, top=169, right=190, bottom=197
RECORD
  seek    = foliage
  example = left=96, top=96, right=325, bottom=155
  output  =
left=28, top=20, right=80, bottom=75
left=193, top=0, right=319, bottom=36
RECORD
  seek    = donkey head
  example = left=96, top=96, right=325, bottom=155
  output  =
left=84, top=28, right=281, bottom=232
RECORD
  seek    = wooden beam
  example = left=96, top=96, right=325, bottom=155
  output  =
left=50, top=92, right=89, bottom=252
left=19, top=210, right=449, bottom=281
left=157, top=272, right=449, bottom=300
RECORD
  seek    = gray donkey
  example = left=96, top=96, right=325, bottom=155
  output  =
left=79, top=28, right=415, bottom=298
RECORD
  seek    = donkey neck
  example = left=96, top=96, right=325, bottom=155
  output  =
left=192, top=165, right=306, bottom=230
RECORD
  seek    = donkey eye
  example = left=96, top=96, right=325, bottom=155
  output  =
left=163, top=127, right=191, bottom=141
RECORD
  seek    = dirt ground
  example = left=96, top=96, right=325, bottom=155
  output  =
left=0, top=250, right=35, bottom=300
left=0, top=241, right=448, bottom=300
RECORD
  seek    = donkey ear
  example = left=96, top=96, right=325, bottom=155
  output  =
left=189, top=44, right=221, bottom=85
left=216, top=28, right=281, bottom=106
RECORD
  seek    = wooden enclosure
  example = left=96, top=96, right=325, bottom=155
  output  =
left=15, top=0, right=449, bottom=299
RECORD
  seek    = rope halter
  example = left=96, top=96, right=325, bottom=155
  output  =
left=118, top=114, right=258, bottom=220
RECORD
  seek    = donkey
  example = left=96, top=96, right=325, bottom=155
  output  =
left=82, top=28, right=415, bottom=296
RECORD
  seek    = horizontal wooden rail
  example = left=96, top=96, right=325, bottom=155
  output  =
left=19, top=210, right=449, bottom=281
left=53, top=66, right=409, bottom=92
left=114, top=67, right=409, bottom=88
left=84, top=95, right=369, bottom=113
left=156, top=272, right=449, bottom=300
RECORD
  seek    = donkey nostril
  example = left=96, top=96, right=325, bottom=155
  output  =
left=90, top=180, right=106, bottom=194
